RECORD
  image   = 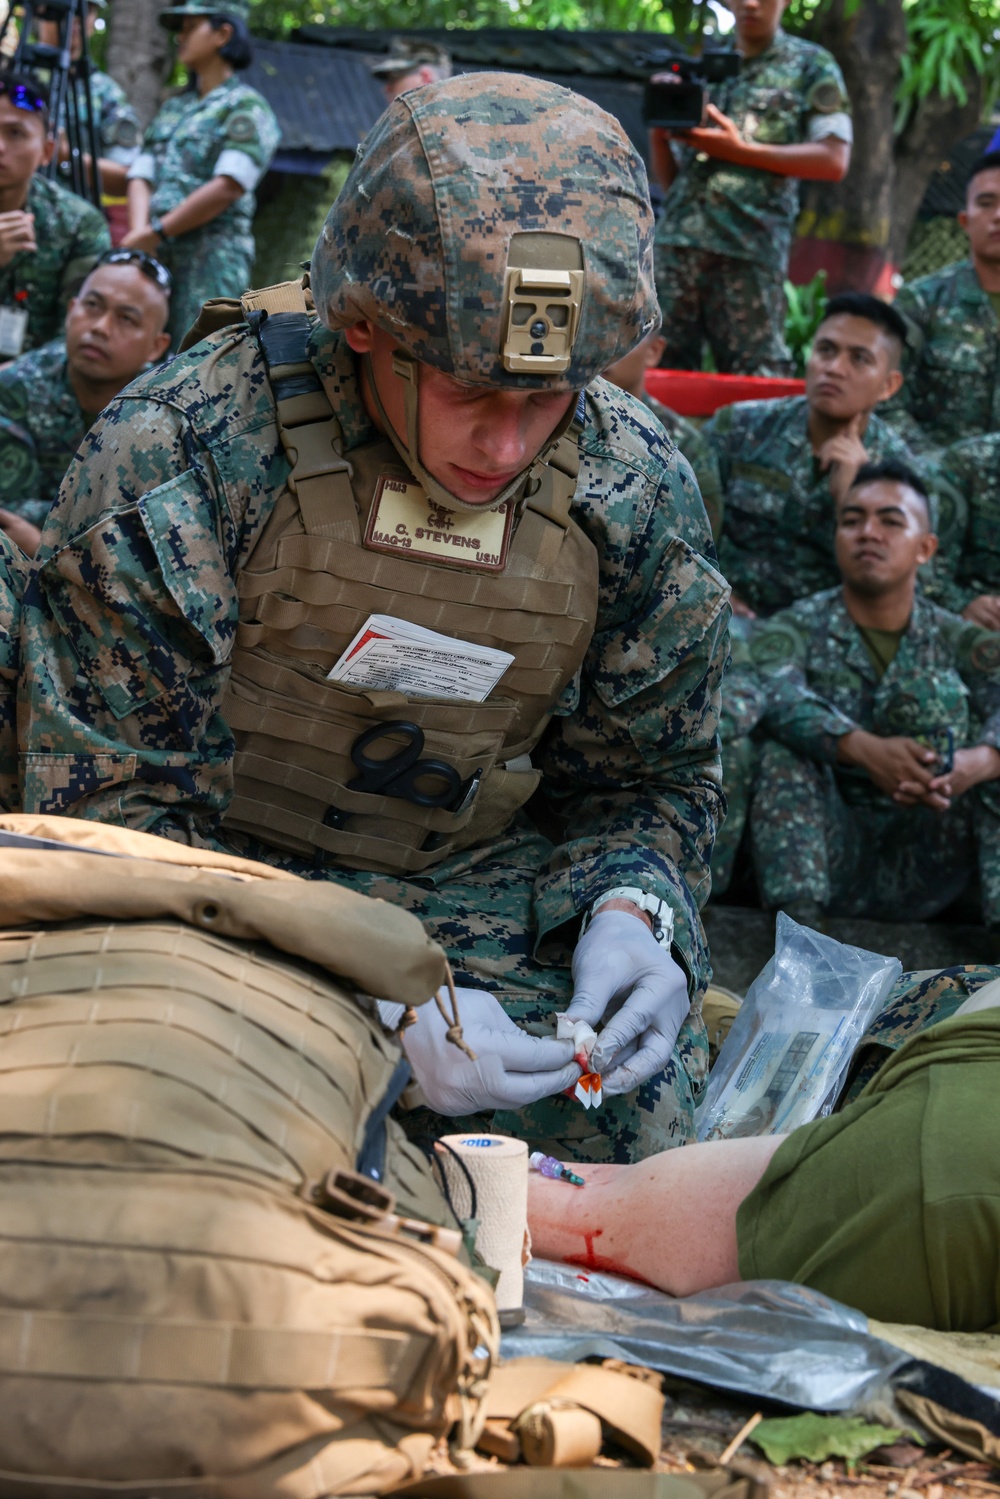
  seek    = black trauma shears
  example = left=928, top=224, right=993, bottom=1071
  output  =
left=346, top=721, right=480, bottom=812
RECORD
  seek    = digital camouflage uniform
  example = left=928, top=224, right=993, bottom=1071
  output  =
left=644, top=391, right=722, bottom=539
left=705, top=394, right=935, bottom=616
left=882, top=260, right=1000, bottom=455
left=0, top=175, right=109, bottom=354
left=0, top=340, right=88, bottom=532
left=87, top=69, right=141, bottom=173
left=747, top=588, right=1000, bottom=925
left=0, top=533, right=22, bottom=812
left=927, top=431, right=1000, bottom=615
left=21, top=78, right=730, bottom=1164
left=712, top=617, right=769, bottom=895
left=129, top=77, right=280, bottom=349
left=654, top=29, right=850, bottom=376
left=841, top=964, right=1000, bottom=1104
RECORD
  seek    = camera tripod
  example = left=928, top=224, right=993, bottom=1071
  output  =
left=0, top=0, right=103, bottom=208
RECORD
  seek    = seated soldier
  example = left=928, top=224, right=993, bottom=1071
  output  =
left=602, top=324, right=723, bottom=538
left=0, top=71, right=110, bottom=358
left=883, top=152, right=1000, bottom=455
left=705, top=292, right=927, bottom=618
left=529, top=984, right=1000, bottom=1333
left=747, top=459, right=1000, bottom=932
left=0, top=529, right=22, bottom=812
left=710, top=619, right=770, bottom=896
left=926, top=430, right=1000, bottom=630
left=0, top=247, right=170, bottom=555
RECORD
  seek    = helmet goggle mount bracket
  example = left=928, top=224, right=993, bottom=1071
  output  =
left=364, top=232, right=586, bottom=516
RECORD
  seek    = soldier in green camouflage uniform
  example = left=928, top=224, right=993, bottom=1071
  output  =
left=87, top=70, right=141, bottom=175
left=927, top=432, right=1000, bottom=631
left=711, top=618, right=770, bottom=895
left=0, top=340, right=84, bottom=535
left=649, top=0, right=851, bottom=375
left=883, top=151, right=1000, bottom=455
left=1, top=174, right=111, bottom=352
left=0, top=73, right=110, bottom=356
left=124, top=2, right=280, bottom=349
left=705, top=293, right=939, bottom=617
left=0, top=533, right=23, bottom=813
left=20, top=75, right=729, bottom=1163
left=0, top=252, right=171, bottom=548
left=748, top=462, right=1000, bottom=927
left=37, top=3, right=141, bottom=200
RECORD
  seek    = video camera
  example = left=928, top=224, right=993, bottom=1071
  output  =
left=642, top=49, right=741, bottom=132
left=0, top=0, right=103, bottom=209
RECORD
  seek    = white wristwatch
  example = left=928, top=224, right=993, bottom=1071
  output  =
left=582, top=885, right=675, bottom=952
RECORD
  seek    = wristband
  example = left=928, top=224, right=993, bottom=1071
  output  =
left=149, top=216, right=173, bottom=245
left=581, top=885, right=675, bottom=951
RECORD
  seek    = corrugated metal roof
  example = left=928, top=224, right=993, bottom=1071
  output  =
left=244, top=36, right=386, bottom=154
left=247, top=26, right=682, bottom=170
left=294, top=24, right=694, bottom=81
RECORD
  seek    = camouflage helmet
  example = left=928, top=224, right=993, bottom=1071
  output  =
left=312, top=72, right=659, bottom=393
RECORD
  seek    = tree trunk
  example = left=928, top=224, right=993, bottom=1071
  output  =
left=792, top=0, right=907, bottom=290
left=889, top=80, right=984, bottom=266
left=105, top=0, right=172, bottom=129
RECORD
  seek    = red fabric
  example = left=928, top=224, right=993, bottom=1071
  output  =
left=645, top=369, right=806, bottom=417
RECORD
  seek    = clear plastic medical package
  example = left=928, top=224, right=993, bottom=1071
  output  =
left=695, top=914, right=901, bottom=1141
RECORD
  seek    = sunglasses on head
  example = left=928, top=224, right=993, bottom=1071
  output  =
left=0, top=78, right=47, bottom=113
left=98, top=248, right=173, bottom=293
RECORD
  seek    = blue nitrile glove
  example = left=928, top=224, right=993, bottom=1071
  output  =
left=566, top=909, right=690, bottom=1097
left=402, top=986, right=579, bottom=1114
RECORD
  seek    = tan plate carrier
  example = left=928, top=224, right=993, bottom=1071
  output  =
left=220, top=280, right=600, bottom=875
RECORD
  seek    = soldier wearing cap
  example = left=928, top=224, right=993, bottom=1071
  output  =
left=20, top=75, right=729, bottom=1163
left=370, top=39, right=452, bottom=105
left=36, top=0, right=142, bottom=204
left=123, top=1, right=279, bottom=349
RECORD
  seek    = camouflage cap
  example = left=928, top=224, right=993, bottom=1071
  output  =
left=370, top=39, right=451, bottom=79
left=312, top=72, right=659, bottom=390
left=159, top=0, right=251, bottom=28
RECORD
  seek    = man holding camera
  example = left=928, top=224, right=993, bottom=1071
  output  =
left=649, top=0, right=851, bottom=376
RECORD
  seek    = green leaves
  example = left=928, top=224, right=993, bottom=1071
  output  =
left=898, top=0, right=992, bottom=110
left=246, top=0, right=686, bottom=33
left=751, top=1413, right=904, bottom=1467
left=784, top=270, right=827, bottom=378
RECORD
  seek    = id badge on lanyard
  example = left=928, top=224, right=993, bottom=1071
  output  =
left=0, top=304, right=28, bottom=360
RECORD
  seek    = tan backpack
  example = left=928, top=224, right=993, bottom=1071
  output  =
left=0, top=816, right=499, bottom=1497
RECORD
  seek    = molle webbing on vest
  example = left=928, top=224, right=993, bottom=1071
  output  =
left=221, top=281, right=599, bottom=874
left=0, top=913, right=499, bottom=1494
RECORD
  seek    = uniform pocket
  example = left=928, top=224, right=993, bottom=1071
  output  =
left=20, top=751, right=137, bottom=820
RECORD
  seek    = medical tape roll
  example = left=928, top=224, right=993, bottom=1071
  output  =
left=437, top=1133, right=528, bottom=1318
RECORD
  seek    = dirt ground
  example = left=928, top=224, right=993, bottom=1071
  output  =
left=424, top=1379, right=1000, bottom=1496
left=653, top=1382, right=1000, bottom=1498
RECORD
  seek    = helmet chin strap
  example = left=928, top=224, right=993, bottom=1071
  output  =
left=362, top=349, right=578, bottom=516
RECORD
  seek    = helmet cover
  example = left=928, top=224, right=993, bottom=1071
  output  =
left=312, top=72, right=659, bottom=390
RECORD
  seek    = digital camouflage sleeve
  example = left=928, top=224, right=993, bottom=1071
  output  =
left=0, top=341, right=87, bottom=531
left=0, top=533, right=25, bottom=810
left=19, top=321, right=729, bottom=993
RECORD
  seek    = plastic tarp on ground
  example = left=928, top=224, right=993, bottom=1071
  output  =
left=504, top=1262, right=1000, bottom=1420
